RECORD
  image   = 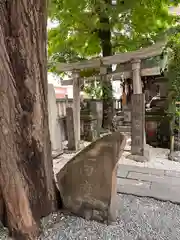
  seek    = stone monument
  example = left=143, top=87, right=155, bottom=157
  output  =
left=56, top=132, right=126, bottom=223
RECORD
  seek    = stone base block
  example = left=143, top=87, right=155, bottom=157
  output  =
left=128, top=144, right=150, bottom=162
left=168, top=151, right=180, bottom=162
left=127, top=154, right=149, bottom=162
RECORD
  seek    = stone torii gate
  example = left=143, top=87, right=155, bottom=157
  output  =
left=57, top=42, right=166, bottom=159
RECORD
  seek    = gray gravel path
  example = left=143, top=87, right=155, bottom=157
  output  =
left=39, top=194, right=180, bottom=240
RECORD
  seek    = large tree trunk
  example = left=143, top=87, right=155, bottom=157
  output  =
left=98, top=0, right=113, bottom=129
left=0, top=1, right=58, bottom=239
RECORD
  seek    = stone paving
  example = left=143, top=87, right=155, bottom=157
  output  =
left=53, top=139, right=180, bottom=204
left=54, top=154, right=180, bottom=204
left=117, top=164, right=180, bottom=203
left=121, top=133, right=180, bottom=172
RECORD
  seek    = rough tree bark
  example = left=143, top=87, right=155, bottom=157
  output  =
left=0, top=1, right=58, bottom=239
left=98, top=0, right=113, bottom=129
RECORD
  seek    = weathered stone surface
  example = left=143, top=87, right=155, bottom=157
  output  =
left=56, top=132, right=126, bottom=223
left=165, top=170, right=180, bottom=178
left=117, top=165, right=180, bottom=204
left=66, top=107, right=76, bottom=150
left=168, top=151, right=180, bottom=162
left=118, top=164, right=165, bottom=177
left=127, top=171, right=180, bottom=186
left=117, top=179, right=151, bottom=196
left=131, top=94, right=145, bottom=156
left=80, top=114, right=98, bottom=142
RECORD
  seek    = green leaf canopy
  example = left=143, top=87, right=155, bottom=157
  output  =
left=48, top=0, right=178, bottom=72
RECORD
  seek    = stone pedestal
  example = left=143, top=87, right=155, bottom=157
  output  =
left=89, top=100, right=102, bottom=137
left=81, top=116, right=98, bottom=142
left=80, top=110, right=98, bottom=142
left=80, top=100, right=99, bottom=142
left=123, top=108, right=131, bottom=126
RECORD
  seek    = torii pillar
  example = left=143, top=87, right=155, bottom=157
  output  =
left=132, top=59, right=142, bottom=94
left=129, top=59, right=149, bottom=162
left=72, top=70, right=81, bottom=150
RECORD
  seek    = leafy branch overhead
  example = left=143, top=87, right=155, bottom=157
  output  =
left=166, top=29, right=180, bottom=103
left=48, top=0, right=180, bottom=128
left=48, top=0, right=178, bottom=75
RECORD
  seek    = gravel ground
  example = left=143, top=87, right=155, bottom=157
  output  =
left=39, top=194, right=180, bottom=240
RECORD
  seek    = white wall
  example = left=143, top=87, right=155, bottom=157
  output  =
left=48, top=84, right=63, bottom=152
left=112, top=80, right=122, bottom=99
left=48, top=72, right=61, bottom=86
left=66, top=86, right=73, bottom=98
